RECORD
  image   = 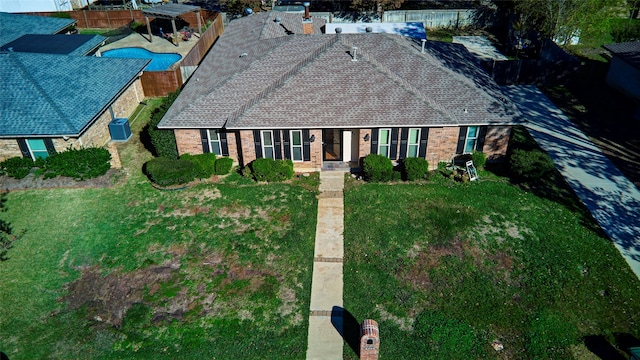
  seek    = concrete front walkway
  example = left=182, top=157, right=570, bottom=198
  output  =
left=306, top=171, right=345, bottom=360
left=504, top=85, right=640, bottom=279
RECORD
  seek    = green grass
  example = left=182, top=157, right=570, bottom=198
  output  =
left=0, top=100, right=318, bottom=359
left=344, top=171, right=640, bottom=359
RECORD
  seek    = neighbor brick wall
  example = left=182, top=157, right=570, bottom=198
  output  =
left=483, top=126, right=511, bottom=161
left=426, top=126, right=459, bottom=169
left=175, top=129, right=204, bottom=156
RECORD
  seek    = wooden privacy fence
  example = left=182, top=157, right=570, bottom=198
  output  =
left=141, top=15, right=224, bottom=97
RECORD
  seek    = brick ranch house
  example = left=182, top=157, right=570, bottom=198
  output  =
left=158, top=11, right=520, bottom=171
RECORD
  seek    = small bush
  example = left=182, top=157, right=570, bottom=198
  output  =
left=362, top=154, right=393, bottom=182
left=43, top=147, right=111, bottom=180
left=509, top=148, right=555, bottom=181
left=181, top=153, right=216, bottom=178
left=145, top=157, right=196, bottom=186
left=471, top=151, right=486, bottom=169
left=250, top=158, right=293, bottom=182
left=215, top=157, right=234, bottom=175
left=402, top=157, right=429, bottom=181
left=0, top=157, right=34, bottom=179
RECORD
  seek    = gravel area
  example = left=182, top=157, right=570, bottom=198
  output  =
left=0, top=169, right=124, bottom=192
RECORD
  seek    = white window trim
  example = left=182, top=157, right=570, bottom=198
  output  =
left=26, top=139, right=48, bottom=160
left=378, top=128, right=391, bottom=158
left=207, top=129, right=222, bottom=155
left=464, top=126, right=479, bottom=154
left=261, top=130, right=275, bottom=159
left=290, top=130, right=304, bottom=162
left=406, top=128, right=421, bottom=158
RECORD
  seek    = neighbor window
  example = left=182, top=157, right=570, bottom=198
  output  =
left=378, top=129, right=391, bottom=157
left=207, top=129, right=222, bottom=155
left=464, top=126, right=479, bottom=153
left=261, top=130, right=275, bottom=159
left=26, top=139, right=49, bottom=160
left=406, top=128, right=421, bottom=158
left=290, top=130, right=303, bottom=161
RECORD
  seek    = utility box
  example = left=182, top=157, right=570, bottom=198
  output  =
left=360, top=319, right=380, bottom=360
left=109, top=118, right=132, bottom=141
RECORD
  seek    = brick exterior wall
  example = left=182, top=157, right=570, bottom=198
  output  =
left=226, top=130, right=239, bottom=163
left=238, top=130, right=256, bottom=165
left=175, top=129, right=204, bottom=156
left=0, top=139, right=21, bottom=161
left=357, top=129, right=372, bottom=165
left=426, top=126, right=460, bottom=169
left=483, top=126, right=511, bottom=161
left=302, top=21, right=314, bottom=35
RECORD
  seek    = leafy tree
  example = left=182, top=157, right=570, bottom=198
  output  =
left=350, top=0, right=404, bottom=16
left=0, top=193, right=21, bottom=262
left=512, top=0, right=624, bottom=45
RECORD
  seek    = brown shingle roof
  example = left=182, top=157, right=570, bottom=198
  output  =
left=158, top=12, right=518, bottom=130
left=603, top=41, right=640, bottom=70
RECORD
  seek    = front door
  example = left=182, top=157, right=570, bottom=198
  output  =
left=323, top=129, right=342, bottom=161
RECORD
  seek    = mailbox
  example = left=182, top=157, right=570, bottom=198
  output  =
left=360, top=319, right=379, bottom=360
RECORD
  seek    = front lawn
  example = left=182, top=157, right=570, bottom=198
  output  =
left=344, top=174, right=640, bottom=359
left=0, top=101, right=319, bottom=359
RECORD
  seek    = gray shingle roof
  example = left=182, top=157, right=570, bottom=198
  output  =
left=0, top=34, right=106, bottom=56
left=0, top=52, right=149, bottom=137
left=603, top=41, right=640, bottom=70
left=158, top=12, right=518, bottom=130
left=0, top=12, right=76, bottom=47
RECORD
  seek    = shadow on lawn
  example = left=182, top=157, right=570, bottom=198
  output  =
left=584, top=333, right=640, bottom=359
left=331, top=306, right=360, bottom=357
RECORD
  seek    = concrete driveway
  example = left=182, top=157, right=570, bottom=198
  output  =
left=503, top=85, right=640, bottom=279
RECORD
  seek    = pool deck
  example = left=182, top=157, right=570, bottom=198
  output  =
left=98, top=31, right=199, bottom=58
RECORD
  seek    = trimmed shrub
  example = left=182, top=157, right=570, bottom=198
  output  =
left=147, top=90, right=180, bottom=159
left=362, top=154, right=393, bottom=182
left=43, top=147, right=111, bottom=180
left=181, top=153, right=216, bottom=178
left=250, top=158, right=293, bottom=182
left=471, top=150, right=486, bottom=169
left=402, top=157, right=429, bottom=181
left=509, top=148, right=555, bottom=181
left=214, top=157, right=234, bottom=175
left=0, top=157, right=33, bottom=179
left=145, top=157, right=196, bottom=186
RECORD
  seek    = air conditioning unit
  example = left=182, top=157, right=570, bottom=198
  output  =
left=109, top=118, right=132, bottom=141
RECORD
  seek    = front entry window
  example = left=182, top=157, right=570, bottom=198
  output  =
left=261, top=130, right=275, bottom=159
left=207, top=130, right=222, bottom=155
left=290, top=130, right=303, bottom=161
left=406, top=128, right=420, bottom=158
left=27, top=139, right=49, bottom=160
left=378, top=129, right=391, bottom=157
left=464, top=126, right=479, bottom=153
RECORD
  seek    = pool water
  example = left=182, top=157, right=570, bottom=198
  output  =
left=101, top=47, right=181, bottom=71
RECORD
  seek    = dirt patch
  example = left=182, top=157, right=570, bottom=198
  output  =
left=0, top=169, right=124, bottom=192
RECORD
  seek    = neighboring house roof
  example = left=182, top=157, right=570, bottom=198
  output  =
left=158, top=12, right=518, bottom=131
left=603, top=41, right=640, bottom=70
left=0, top=12, right=76, bottom=47
left=325, top=22, right=426, bottom=39
left=0, top=34, right=106, bottom=56
left=0, top=52, right=149, bottom=138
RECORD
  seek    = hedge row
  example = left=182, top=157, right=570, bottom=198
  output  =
left=362, top=154, right=430, bottom=182
left=248, top=158, right=294, bottom=182
left=0, top=147, right=111, bottom=180
left=144, top=153, right=234, bottom=186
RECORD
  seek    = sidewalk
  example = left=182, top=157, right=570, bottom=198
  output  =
left=504, top=85, right=640, bottom=279
left=306, top=171, right=345, bottom=360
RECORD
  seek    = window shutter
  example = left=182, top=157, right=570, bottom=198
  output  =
left=200, top=129, right=210, bottom=153
left=475, top=126, right=488, bottom=152
left=273, top=130, right=282, bottom=160
left=418, top=127, right=430, bottom=158
left=302, top=129, right=311, bottom=161
left=253, top=130, right=262, bottom=158
left=370, top=129, right=378, bottom=154
left=44, top=138, right=56, bottom=155
left=17, top=139, right=31, bottom=159
left=389, top=128, right=399, bottom=159
left=282, top=130, right=291, bottom=160
left=398, top=128, right=408, bottom=160
left=456, top=126, right=467, bottom=154
left=220, top=131, right=229, bottom=156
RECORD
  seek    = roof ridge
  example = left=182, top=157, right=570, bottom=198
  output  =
left=9, top=53, right=76, bottom=133
left=340, top=36, right=457, bottom=122
left=225, top=36, right=339, bottom=126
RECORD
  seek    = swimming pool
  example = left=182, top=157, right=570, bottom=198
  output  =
left=101, top=47, right=181, bottom=71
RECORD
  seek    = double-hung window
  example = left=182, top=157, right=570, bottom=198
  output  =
left=464, top=126, right=479, bottom=153
left=378, top=128, right=391, bottom=157
left=261, top=130, right=275, bottom=159
left=26, top=139, right=49, bottom=160
left=207, top=130, right=222, bottom=155
left=406, top=128, right=421, bottom=158
left=290, top=130, right=303, bottom=162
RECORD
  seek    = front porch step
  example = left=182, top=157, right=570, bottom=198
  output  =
left=321, top=161, right=352, bottom=172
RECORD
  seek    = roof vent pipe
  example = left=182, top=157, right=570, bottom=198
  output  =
left=275, top=16, right=281, bottom=23
left=421, top=39, right=426, bottom=53
left=303, top=2, right=310, bottom=20
left=366, top=26, right=373, bottom=32
left=352, top=46, right=358, bottom=61
left=335, top=27, right=342, bottom=34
